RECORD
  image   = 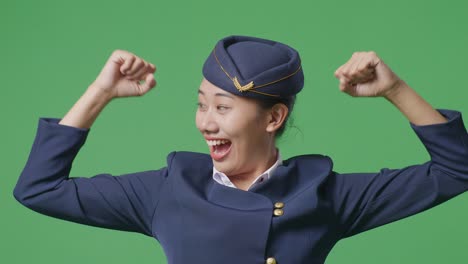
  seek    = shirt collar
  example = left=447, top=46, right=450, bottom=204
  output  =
left=212, top=150, right=283, bottom=191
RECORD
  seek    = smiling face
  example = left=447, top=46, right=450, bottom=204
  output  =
left=195, top=78, right=281, bottom=179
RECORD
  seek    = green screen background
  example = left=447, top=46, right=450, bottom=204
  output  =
left=2, top=0, right=467, bottom=263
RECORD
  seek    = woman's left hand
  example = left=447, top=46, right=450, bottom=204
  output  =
left=334, top=51, right=403, bottom=98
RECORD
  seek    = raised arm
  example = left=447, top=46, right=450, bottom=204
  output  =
left=13, top=50, right=166, bottom=237
left=334, top=51, right=447, bottom=125
left=59, top=49, right=156, bottom=129
left=330, top=52, right=468, bottom=237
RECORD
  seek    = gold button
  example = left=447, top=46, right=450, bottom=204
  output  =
left=273, top=208, right=284, bottom=216
left=274, top=202, right=284, bottom=208
left=266, top=257, right=277, bottom=264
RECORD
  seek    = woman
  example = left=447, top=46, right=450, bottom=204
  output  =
left=14, top=35, right=468, bottom=264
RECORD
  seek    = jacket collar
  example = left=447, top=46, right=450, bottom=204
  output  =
left=172, top=152, right=333, bottom=211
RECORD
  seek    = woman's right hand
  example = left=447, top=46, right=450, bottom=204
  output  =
left=58, top=50, right=156, bottom=129
left=91, top=50, right=157, bottom=99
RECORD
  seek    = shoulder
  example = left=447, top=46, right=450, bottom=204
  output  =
left=165, top=151, right=212, bottom=170
left=163, top=151, right=213, bottom=193
left=285, top=154, right=334, bottom=172
left=277, top=154, right=335, bottom=188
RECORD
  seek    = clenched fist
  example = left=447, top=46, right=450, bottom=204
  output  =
left=334, top=51, right=403, bottom=98
left=91, top=50, right=157, bottom=98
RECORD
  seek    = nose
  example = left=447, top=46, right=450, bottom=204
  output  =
left=197, top=109, right=219, bottom=134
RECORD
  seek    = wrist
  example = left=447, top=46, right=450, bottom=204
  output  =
left=383, top=80, right=409, bottom=102
left=86, top=84, right=115, bottom=104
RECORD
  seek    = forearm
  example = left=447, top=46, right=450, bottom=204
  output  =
left=59, top=85, right=113, bottom=129
left=384, top=81, right=447, bottom=126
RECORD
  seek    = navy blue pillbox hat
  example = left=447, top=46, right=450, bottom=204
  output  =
left=202, top=35, right=304, bottom=99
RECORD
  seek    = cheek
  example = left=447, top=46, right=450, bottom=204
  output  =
left=227, top=116, right=265, bottom=144
left=245, top=116, right=270, bottom=144
left=222, top=112, right=247, bottom=137
left=195, top=111, right=202, bottom=131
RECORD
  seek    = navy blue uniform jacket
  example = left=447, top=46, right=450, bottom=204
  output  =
left=14, top=109, right=468, bottom=264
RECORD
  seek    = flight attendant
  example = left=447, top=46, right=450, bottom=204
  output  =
left=14, top=36, right=468, bottom=264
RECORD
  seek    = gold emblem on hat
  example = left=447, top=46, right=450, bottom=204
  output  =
left=233, top=77, right=254, bottom=92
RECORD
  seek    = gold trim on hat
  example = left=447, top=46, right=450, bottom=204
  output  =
left=212, top=49, right=301, bottom=97
left=233, top=77, right=254, bottom=91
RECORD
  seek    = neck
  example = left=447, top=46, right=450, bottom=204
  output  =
left=229, top=145, right=278, bottom=191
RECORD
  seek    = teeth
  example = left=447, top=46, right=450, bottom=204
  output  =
left=206, top=140, right=229, bottom=146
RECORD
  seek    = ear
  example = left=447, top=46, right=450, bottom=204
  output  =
left=266, top=103, right=289, bottom=133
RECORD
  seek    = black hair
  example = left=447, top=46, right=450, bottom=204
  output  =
left=254, top=95, right=296, bottom=138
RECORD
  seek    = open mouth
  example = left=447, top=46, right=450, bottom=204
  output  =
left=206, top=139, right=232, bottom=161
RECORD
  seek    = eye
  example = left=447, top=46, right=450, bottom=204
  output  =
left=197, top=102, right=208, bottom=111
left=217, top=105, right=230, bottom=112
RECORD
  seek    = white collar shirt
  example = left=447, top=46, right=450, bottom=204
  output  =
left=212, top=151, right=283, bottom=191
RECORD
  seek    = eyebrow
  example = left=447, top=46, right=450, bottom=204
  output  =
left=198, top=89, right=234, bottom=99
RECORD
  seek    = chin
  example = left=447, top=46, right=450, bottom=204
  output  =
left=213, top=160, right=238, bottom=176
left=213, top=160, right=229, bottom=173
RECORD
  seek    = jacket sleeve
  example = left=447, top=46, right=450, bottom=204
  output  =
left=13, top=118, right=173, bottom=237
left=327, top=109, right=468, bottom=238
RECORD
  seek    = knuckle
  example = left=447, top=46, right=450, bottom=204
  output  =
left=113, top=49, right=130, bottom=57
left=357, top=64, right=367, bottom=71
left=125, top=55, right=136, bottom=64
